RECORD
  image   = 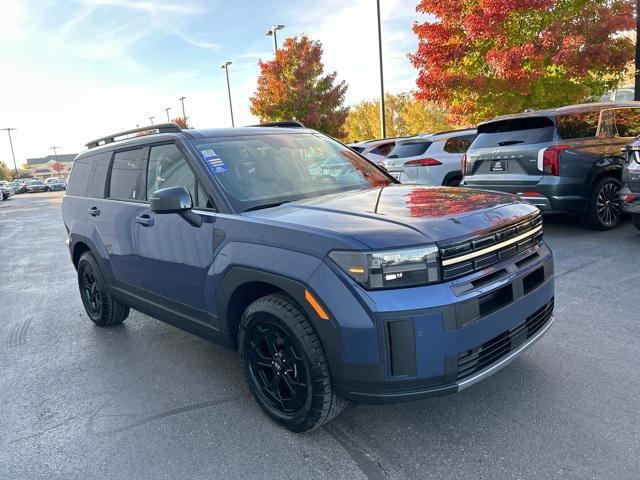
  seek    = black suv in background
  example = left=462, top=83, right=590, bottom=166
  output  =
left=462, top=103, right=640, bottom=229
left=620, top=135, right=640, bottom=230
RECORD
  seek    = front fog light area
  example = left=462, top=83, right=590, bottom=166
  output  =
left=329, top=246, right=440, bottom=289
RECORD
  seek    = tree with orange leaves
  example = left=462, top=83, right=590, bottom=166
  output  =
left=410, top=0, right=635, bottom=125
left=250, top=35, right=349, bottom=138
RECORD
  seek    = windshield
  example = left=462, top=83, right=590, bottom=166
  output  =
left=194, top=133, right=394, bottom=211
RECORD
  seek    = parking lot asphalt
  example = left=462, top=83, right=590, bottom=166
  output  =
left=1, top=191, right=639, bottom=480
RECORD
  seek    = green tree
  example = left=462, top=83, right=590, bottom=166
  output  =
left=250, top=36, right=349, bottom=137
left=410, top=0, right=635, bottom=125
left=0, top=161, right=9, bottom=181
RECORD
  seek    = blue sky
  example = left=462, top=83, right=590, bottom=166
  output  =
left=0, top=0, right=426, bottom=164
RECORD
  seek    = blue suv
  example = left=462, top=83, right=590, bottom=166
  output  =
left=62, top=123, right=555, bottom=432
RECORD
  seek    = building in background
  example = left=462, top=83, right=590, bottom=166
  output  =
left=23, top=153, right=77, bottom=181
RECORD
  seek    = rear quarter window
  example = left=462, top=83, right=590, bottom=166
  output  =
left=443, top=134, right=476, bottom=153
left=605, top=108, right=640, bottom=138
left=66, top=156, right=92, bottom=196
left=472, top=117, right=555, bottom=149
left=66, top=152, right=112, bottom=198
left=555, top=111, right=600, bottom=139
left=389, top=141, right=432, bottom=158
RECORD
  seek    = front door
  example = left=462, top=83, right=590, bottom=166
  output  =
left=130, top=143, right=216, bottom=320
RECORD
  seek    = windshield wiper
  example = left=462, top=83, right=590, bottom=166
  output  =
left=244, top=201, right=291, bottom=212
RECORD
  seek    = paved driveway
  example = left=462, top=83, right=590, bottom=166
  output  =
left=1, top=191, right=638, bottom=479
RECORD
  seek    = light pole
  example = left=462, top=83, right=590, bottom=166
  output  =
left=149, top=116, right=155, bottom=125
left=265, top=24, right=285, bottom=54
left=635, top=0, right=640, bottom=100
left=179, top=96, right=187, bottom=124
left=1, top=128, right=18, bottom=178
left=165, top=107, right=171, bottom=122
left=376, top=0, right=386, bottom=138
left=49, top=146, right=62, bottom=178
left=220, top=61, right=235, bottom=127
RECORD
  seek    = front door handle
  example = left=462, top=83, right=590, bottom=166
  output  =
left=88, top=207, right=100, bottom=217
left=135, top=214, right=154, bottom=227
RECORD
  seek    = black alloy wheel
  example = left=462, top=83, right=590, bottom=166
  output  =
left=246, top=319, right=309, bottom=415
left=595, top=180, right=622, bottom=228
left=81, top=264, right=102, bottom=320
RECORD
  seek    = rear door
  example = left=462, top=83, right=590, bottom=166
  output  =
left=465, top=117, right=556, bottom=186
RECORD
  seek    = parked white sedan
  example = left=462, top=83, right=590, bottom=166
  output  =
left=382, top=129, right=476, bottom=186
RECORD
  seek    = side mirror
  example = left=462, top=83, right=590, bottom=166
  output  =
left=149, top=186, right=201, bottom=227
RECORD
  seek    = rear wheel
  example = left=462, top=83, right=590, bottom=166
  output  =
left=239, top=293, right=347, bottom=432
left=581, top=177, right=622, bottom=230
left=445, top=176, right=462, bottom=187
left=633, top=214, right=640, bottom=230
left=77, top=252, right=129, bottom=326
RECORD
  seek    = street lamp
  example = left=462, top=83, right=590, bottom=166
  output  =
left=1, top=127, right=18, bottom=178
left=179, top=96, right=187, bottom=124
left=149, top=116, right=155, bottom=125
left=164, top=107, right=171, bottom=122
left=265, top=24, right=285, bottom=54
left=220, top=61, right=235, bottom=127
left=376, top=0, right=386, bottom=138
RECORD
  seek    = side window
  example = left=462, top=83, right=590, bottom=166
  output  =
left=556, top=111, right=600, bottom=139
left=370, top=142, right=394, bottom=157
left=146, top=144, right=209, bottom=208
left=611, top=108, right=640, bottom=138
left=66, top=156, right=92, bottom=196
left=443, top=134, right=476, bottom=153
left=86, top=152, right=111, bottom=198
left=109, top=148, right=148, bottom=201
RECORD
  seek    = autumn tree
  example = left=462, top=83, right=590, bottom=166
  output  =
left=0, top=161, right=9, bottom=181
left=250, top=36, right=349, bottom=137
left=172, top=117, right=191, bottom=129
left=344, top=92, right=450, bottom=142
left=410, top=0, right=635, bottom=125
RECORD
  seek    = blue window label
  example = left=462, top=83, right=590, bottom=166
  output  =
left=200, top=149, right=228, bottom=175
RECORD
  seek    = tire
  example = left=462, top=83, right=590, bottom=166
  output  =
left=633, top=214, right=640, bottom=231
left=445, top=176, right=462, bottom=187
left=581, top=177, right=623, bottom=230
left=238, top=293, right=347, bottom=432
left=77, top=252, right=129, bottom=326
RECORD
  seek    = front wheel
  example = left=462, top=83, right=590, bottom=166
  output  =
left=581, top=177, right=623, bottom=230
left=239, top=293, right=347, bottom=432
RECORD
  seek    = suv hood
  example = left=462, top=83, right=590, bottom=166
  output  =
left=244, top=185, right=539, bottom=250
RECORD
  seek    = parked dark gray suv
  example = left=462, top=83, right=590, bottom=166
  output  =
left=462, top=102, right=640, bottom=229
left=62, top=123, right=554, bottom=431
left=620, top=135, right=640, bottom=230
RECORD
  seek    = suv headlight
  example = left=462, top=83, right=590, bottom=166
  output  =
left=329, top=246, right=440, bottom=290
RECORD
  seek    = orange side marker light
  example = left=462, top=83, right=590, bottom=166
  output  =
left=304, top=290, right=330, bottom=321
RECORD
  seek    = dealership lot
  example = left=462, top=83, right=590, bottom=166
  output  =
left=1, top=191, right=638, bottom=480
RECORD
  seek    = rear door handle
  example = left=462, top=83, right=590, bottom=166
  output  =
left=135, top=214, right=154, bottom=227
left=88, top=207, right=100, bottom=217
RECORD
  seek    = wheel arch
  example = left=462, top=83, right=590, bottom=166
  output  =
left=586, top=157, right=623, bottom=193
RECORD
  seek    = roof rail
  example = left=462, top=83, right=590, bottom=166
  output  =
left=85, top=123, right=182, bottom=149
left=248, top=120, right=305, bottom=128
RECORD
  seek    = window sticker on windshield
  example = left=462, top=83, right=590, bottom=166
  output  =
left=200, top=149, right=228, bottom=175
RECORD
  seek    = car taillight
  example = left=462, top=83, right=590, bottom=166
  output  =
left=542, top=145, right=569, bottom=176
left=404, top=158, right=442, bottom=167
left=461, top=154, right=468, bottom=176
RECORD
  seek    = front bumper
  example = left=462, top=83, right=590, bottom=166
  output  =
left=309, top=241, right=555, bottom=404
left=620, top=186, right=640, bottom=214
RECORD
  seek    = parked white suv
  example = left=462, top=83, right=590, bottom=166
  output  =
left=348, top=138, right=402, bottom=165
left=382, top=129, right=476, bottom=186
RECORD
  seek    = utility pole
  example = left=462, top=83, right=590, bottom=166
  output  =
left=635, top=0, right=640, bottom=100
left=376, top=0, right=386, bottom=138
left=1, top=128, right=18, bottom=178
left=220, top=62, right=235, bottom=127
left=165, top=107, right=171, bottom=122
left=149, top=116, right=155, bottom=125
left=179, top=96, right=187, bottom=124
left=265, top=25, right=285, bottom=54
left=49, top=146, right=62, bottom=178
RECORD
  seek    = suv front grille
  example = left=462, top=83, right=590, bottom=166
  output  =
left=456, top=298, right=554, bottom=381
left=438, top=213, right=543, bottom=281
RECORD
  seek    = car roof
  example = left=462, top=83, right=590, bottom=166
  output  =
left=480, top=101, right=640, bottom=126
left=78, top=126, right=318, bottom=159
